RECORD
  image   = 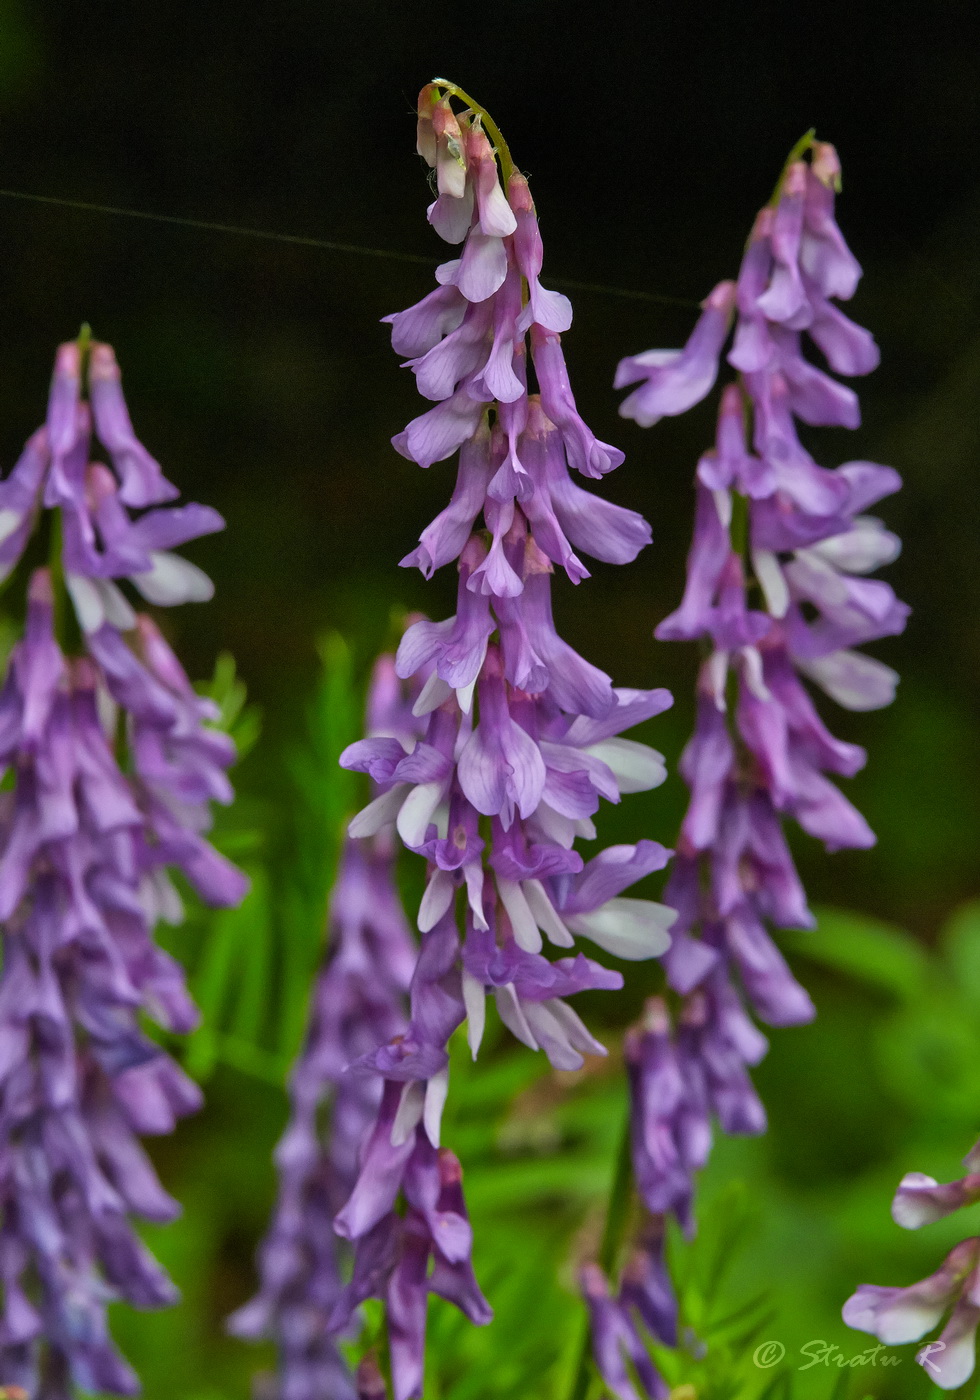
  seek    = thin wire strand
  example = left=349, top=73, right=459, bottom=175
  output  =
left=0, top=186, right=698, bottom=309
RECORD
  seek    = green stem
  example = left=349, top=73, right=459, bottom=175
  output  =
left=77, top=320, right=92, bottom=369
left=568, top=1106, right=635, bottom=1400
left=567, top=1322, right=593, bottom=1400
left=767, top=127, right=817, bottom=206
left=48, top=507, right=66, bottom=647
left=600, top=1105, right=635, bottom=1274
left=431, top=78, right=518, bottom=185
left=46, top=321, right=93, bottom=651
left=729, top=490, right=749, bottom=560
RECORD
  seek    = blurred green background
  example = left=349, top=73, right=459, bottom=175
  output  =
left=0, top=2, right=977, bottom=1397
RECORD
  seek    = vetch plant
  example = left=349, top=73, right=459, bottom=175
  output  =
left=241, top=80, right=679, bottom=1400
left=573, top=133, right=908, bottom=1398
left=228, top=654, right=420, bottom=1400
left=0, top=331, right=246, bottom=1397
left=373, top=78, right=675, bottom=1076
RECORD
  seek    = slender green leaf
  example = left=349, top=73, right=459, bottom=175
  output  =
left=780, top=906, right=928, bottom=1001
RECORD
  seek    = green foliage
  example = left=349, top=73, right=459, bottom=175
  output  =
left=199, top=651, right=263, bottom=763
left=276, top=632, right=360, bottom=1059
left=780, top=910, right=929, bottom=1003
left=118, top=650, right=980, bottom=1400
left=165, top=638, right=363, bottom=1087
left=785, top=905, right=980, bottom=1131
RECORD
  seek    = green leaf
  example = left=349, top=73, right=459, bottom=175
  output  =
left=216, top=1035, right=290, bottom=1088
left=941, top=899, right=980, bottom=1008
left=228, top=867, right=273, bottom=1045
left=197, top=650, right=262, bottom=760
left=184, top=867, right=271, bottom=1079
left=779, top=906, right=929, bottom=1001
left=874, top=1000, right=980, bottom=1119
left=756, top=1370, right=793, bottom=1400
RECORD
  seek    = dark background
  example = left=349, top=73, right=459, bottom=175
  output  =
left=1, top=4, right=979, bottom=1398
left=0, top=0, right=977, bottom=931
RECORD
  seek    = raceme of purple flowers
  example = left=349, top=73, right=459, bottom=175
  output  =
left=0, top=338, right=246, bottom=1398
left=574, top=138, right=908, bottom=1400
left=234, top=83, right=679, bottom=1400
left=228, top=655, right=421, bottom=1400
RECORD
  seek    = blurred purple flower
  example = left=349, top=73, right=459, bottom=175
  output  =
left=229, top=657, right=419, bottom=1400
left=580, top=1263, right=669, bottom=1400
left=0, top=329, right=245, bottom=1400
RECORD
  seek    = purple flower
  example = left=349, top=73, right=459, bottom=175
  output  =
left=333, top=1130, right=491, bottom=1400
left=0, top=579, right=240, bottom=1394
left=755, top=163, right=809, bottom=325
left=619, top=1216, right=678, bottom=1349
left=396, top=538, right=495, bottom=691
left=28, top=342, right=224, bottom=622
left=844, top=1239, right=980, bottom=1390
left=616, top=280, right=737, bottom=427
left=800, top=143, right=863, bottom=301
left=625, top=999, right=700, bottom=1232
left=230, top=657, right=420, bottom=1400
left=696, top=384, right=775, bottom=499
left=615, top=137, right=903, bottom=1351
left=579, top=1264, right=669, bottom=1400
left=892, top=1171, right=980, bottom=1230
left=336, top=81, right=677, bottom=1393
left=0, top=334, right=246, bottom=1395
left=655, top=487, right=735, bottom=643
left=845, top=1132, right=980, bottom=1391
left=456, top=646, right=547, bottom=827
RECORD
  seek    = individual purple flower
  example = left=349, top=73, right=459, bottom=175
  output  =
left=619, top=1215, right=678, bottom=1349
left=615, top=280, right=737, bottom=428
left=891, top=1170, right=980, bottom=1230
left=845, top=1239, right=980, bottom=1391
left=614, top=135, right=905, bottom=1378
left=579, top=1264, right=669, bottom=1400
left=334, top=1137, right=491, bottom=1400
left=845, top=1137, right=980, bottom=1389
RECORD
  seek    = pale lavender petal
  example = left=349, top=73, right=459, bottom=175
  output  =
left=456, top=231, right=508, bottom=303
left=383, top=284, right=467, bottom=358
left=616, top=281, right=736, bottom=426
left=401, top=429, right=494, bottom=577
left=800, top=149, right=862, bottom=300
left=393, top=389, right=487, bottom=469
left=88, top=343, right=179, bottom=506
